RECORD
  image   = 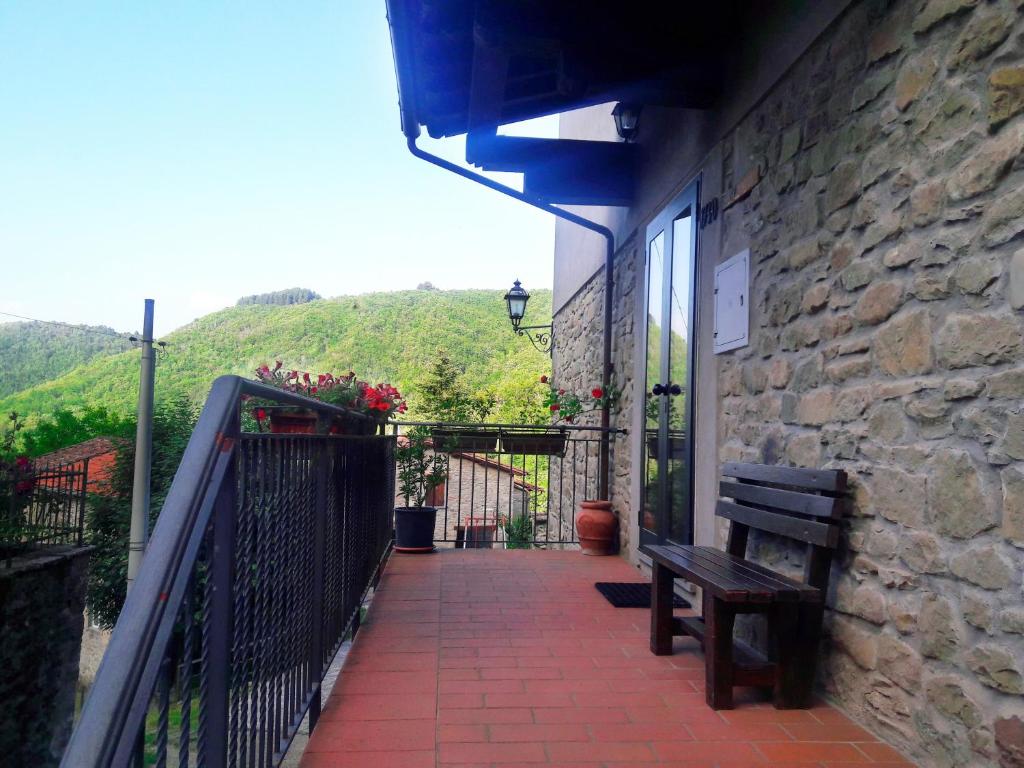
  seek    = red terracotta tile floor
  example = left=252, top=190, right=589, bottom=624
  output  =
left=301, top=550, right=915, bottom=768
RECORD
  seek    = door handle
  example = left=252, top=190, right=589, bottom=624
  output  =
left=669, top=384, right=682, bottom=396
left=651, top=383, right=666, bottom=396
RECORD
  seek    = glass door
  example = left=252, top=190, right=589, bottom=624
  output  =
left=640, top=181, right=698, bottom=547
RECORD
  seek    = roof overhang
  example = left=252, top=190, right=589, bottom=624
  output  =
left=386, top=0, right=747, bottom=206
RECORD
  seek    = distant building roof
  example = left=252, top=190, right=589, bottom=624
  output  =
left=36, top=436, right=128, bottom=496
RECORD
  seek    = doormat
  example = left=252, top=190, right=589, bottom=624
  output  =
left=594, top=582, right=690, bottom=609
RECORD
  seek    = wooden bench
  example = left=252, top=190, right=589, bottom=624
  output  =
left=647, top=462, right=847, bottom=710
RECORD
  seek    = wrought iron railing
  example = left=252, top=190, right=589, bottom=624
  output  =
left=1, top=459, right=88, bottom=559
left=63, top=376, right=396, bottom=768
left=391, top=422, right=619, bottom=548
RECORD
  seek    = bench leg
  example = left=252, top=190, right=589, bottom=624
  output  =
left=791, top=603, right=825, bottom=708
left=704, top=597, right=735, bottom=709
left=650, top=563, right=674, bottom=655
left=771, top=602, right=800, bottom=708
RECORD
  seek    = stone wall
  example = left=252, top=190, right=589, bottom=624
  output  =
left=0, top=546, right=91, bottom=767
left=715, top=0, right=1024, bottom=765
left=552, top=237, right=642, bottom=551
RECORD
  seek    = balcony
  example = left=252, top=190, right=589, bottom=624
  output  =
left=302, top=549, right=911, bottom=767
left=63, top=378, right=914, bottom=767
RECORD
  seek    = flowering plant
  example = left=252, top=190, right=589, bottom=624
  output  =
left=538, top=376, right=619, bottom=423
left=1, top=412, right=36, bottom=551
left=253, top=362, right=407, bottom=422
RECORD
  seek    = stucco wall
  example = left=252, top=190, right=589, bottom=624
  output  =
left=552, top=0, right=1024, bottom=765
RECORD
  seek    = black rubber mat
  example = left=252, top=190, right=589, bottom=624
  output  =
left=594, top=582, right=690, bottom=609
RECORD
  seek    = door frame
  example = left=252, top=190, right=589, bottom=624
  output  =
left=637, top=177, right=701, bottom=550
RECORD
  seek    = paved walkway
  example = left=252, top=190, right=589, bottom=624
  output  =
left=300, top=549, right=913, bottom=768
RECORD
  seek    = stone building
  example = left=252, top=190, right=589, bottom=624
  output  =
left=387, top=0, right=1024, bottom=764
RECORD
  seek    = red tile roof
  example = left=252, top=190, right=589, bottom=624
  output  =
left=36, top=436, right=128, bottom=496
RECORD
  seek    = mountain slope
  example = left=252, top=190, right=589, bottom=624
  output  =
left=0, top=289, right=552, bottom=421
left=0, top=321, right=132, bottom=398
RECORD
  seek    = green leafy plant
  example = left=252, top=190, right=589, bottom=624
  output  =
left=395, top=426, right=449, bottom=508
left=416, top=350, right=494, bottom=422
left=539, top=376, right=620, bottom=423
left=503, top=513, right=533, bottom=549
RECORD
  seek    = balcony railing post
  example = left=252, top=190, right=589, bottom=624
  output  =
left=204, top=412, right=238, bottom=768
left=309, top=422, right=329, bottom=731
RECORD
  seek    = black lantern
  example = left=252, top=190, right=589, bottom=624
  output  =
left=504, top=279, right=529, bottom=331
left=504, top=279, right=552, bottom=355
left=611, top=102, right=641, bottom=142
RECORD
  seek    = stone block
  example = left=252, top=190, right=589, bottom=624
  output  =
left=911, top=270, right=952, bottom=301
left=854, top=281, right=904, bottom=325
left=830, top=614, right=878, bottom=670
left=909, top=180, right=945, bottom=227
left=912, top=0, right=978, bottom=34
left=894, top=50, right=939, bottom=111
left=878, top=634, right=922, bottom=692
left=795, top=388, right=833, bottom=426
left=990, top=66, right=1024, bottom=128
left=870, top=466, right=926, bottom=528
left=1001, top=466, right=1024, bottom=547
left=981, top=186, right=1024, bottom=247
left=924, top=675, right=982, bottom=728
left=874, top=309, right=933, bottom=376
left=965, top=644, right=1024, bottom=693
left=946, top=124, right=1024, bottom=201
left=928, top=448, right=997, bottom=539
left=899, top=531, right=946, bottom=573
left=840, top=261, right=876, bottom=292
left=950, top=545, right=1015, bottom=589
left=826, top=160, right=862, bottom=213
left=953, top=256, right=1001, bottom=295
left=936, top=313, right=1023, bottom=369
left=919, top=594, right=960, bottom=660
left=1000, top=608, right=1024, bottom=634
left=1011, top=248, right=1024, bottom=310
left=962, top=592, right=996, bottom=632
left=987, top=366, right=1024, bottom=398
left=995, top=715, right=1024, bottom=768
left=942, top=377, right=983, bottom=400
left=949, top=6, right=1013, bottom=68
left=825, top=355, right=871, bottom=384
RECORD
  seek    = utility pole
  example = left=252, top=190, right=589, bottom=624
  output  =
left=127, top=299, right=156, bottom=591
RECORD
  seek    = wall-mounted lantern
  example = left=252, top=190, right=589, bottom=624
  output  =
left=611, top=103, right=642, bottom=142
left=504, top=279, right=553, bottom=355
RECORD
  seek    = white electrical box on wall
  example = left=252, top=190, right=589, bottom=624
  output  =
left=714, top=249, right=749, bottom=354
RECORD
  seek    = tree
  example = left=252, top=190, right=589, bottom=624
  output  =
left=415, top=350, right=494, bottom=423
left=17, top=406, right=133, bottom=457
left=85, top=395, right=199, bottom=628
left=416, top=281, right=438, bottom=291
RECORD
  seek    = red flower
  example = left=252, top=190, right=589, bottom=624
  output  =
left=274, top=361, right=282, bottom=371
left=550, top=403, right=560, bottom=411
left=540, top=375, right=548, bottom=383
left=558, top=389, right=565, bottom=395
left=15, top=479, right=33, bottom=494
left=591, top=387, right=604, bottom=399
left=310, top=387, right=318, bottom=394
left=255, top=408, right=267, bottom=421
left=303, top=372, right=311, bottom=383
left=15, top=456, right=30, bottom=469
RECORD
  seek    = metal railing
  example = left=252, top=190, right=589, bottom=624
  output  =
left=63, top=376, right=396, bottom=768
left=1, top=459, right=88, bottom=559
left=392, top=422, right=621, bottom=548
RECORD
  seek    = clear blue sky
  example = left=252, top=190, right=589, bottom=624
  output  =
left=0, top=2, right=556, bottom=336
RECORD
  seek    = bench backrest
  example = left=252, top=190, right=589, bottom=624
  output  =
left=717, top=462, right=847, bottom=590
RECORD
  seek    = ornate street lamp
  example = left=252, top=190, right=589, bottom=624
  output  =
left=611, top=102, right=642, bottom=142
left=504, top=279, right=553, bottom=355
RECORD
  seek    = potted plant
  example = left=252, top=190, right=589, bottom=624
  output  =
left=499, top=376, right=618, bottom=455
left=251, top=363, right=407, bottom=435
left=429, top=426, right=498, bottom=452
left=394, top=426, right=448, bottom=552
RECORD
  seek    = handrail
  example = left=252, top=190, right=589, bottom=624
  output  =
left=392, top=420, right=626, bottom=434
left=63, top=375, right=396, bottom=767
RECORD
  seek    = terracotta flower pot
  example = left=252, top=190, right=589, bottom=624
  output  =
left=269, top=411, right=318, bottom=434
left=575, top=500, right=617, bottom=556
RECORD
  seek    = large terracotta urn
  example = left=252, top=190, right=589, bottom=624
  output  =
left=575, top=500, right=617, bottom=556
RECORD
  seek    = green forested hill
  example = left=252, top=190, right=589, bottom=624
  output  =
left=0, top=321, right=132, bottom=398
left=0, top=289, right=552, bottom=423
